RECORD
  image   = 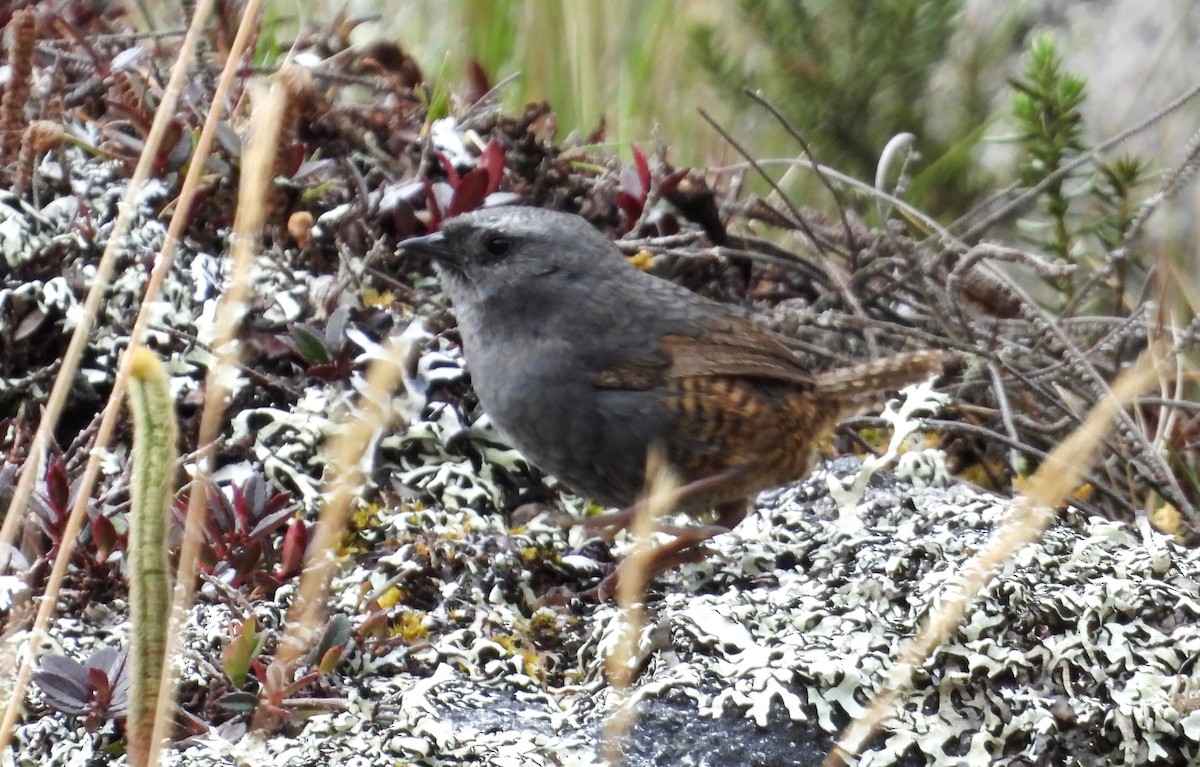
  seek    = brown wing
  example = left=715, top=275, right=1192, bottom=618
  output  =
left=589, top=314, right=816, bottom=391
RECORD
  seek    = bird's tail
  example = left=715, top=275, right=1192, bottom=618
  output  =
left=814, top=350, right=951, bottom=404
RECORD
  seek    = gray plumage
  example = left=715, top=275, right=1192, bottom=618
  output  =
left=405, top=207, right=720, bottom=506
left=402, top=206, right=946, bottom=512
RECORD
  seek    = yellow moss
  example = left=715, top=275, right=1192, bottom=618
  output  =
left=376, top=586, right=405, bottom=609
left=579, top=501, right=612, bottom=520
left=493, top=633, right=518, bottom=653
left=351, top=503, right=382, bottom=530
left=490, top=632, right=546, bottom=681
left=340, top=503, right=386, bottom=554
left=1011, top=474, right=1093, bottom=504
left=391, top=609, right=430, bottom=642
left=361, top=286, right=396, bottom=308
left=627, top=250, right=654, bottom=270
left=518, top=543, right=561, bottom=567
left=517, top=647, right=541, bottom=674
left=520, top=546, right=547, bottom=564
left=1150, top=503, right=1185, bottom=540
left=528, top=608, right=559, bottom=633
left=958, top=458, right=1018, bottom=491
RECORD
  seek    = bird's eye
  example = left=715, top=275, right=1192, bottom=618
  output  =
left=484, top=236, right=512, bottom=257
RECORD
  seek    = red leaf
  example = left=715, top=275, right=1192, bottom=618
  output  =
left=614, top=192, right=643, bottom=233
left=230, top=544, right=264, bottom=585
left=435, top=152, right=459, bottom=186
left=170, top=495, right=189, bottom=529
left=231, top=484, right=251, bottom=534
left=90, top=515, right=117, bottom=563
left=34, top=655, right=90, bottom=714
left=283, top=668, right=322, bottom=698
left=263, top=488, right=293, bottom=517
left=480, top=139, right=505, bottom=195
left=45, top=459, right=69, bottom=514
left=243, top=474, right=268, bottom=516
left=277, top=518, right=307, bottom=579
left=447, top=167, right=489, bottom=217
left=658, top=168, right=689, bottom=197
left=200, top=482, right=229, bottom=535
left=246, top=505, right=295, bottom=542
left=358, top=610, right=389, bottom=638
left=619, top=165, right=644, bottom=201
left=251, top=658, right=268, bottom=685
left=632, top=143, right=651, bottom=203
left=86, top=667, right=111, bottom=708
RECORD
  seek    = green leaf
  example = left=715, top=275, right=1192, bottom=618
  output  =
left=221, top=617, right=261, bottom=687
left=290, top=324, right=330, bottom=364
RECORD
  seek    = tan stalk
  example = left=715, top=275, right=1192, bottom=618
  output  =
left=0, top=0, right=217, bottom=752
left=250, top=334, right=410, bottom=731
left=823, top=345, right=1168, bottom=767
left=143, top=0, right=267, bottom=758
left=147, top=25, right=289, bottom=766
left=601, top=447, right=679, bottom=765
left=124, top=349, right=178, bottom=767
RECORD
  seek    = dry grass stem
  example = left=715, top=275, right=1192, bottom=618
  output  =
left=251, top=333, right=412, bottom=731
left=601, top=448, right=680, bottom=765
left=165, top=63, right=290, bottom=744
left=146, top=3, right=268, bottom=762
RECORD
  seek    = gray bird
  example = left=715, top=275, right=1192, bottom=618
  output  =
left=402, top=206, right=946, bottom=597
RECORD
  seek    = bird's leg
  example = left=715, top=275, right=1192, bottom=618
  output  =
left=592, top=499, right=750, bottom=601
left=576, top=465, right=752, bottom=539
left=576, top=505, right=637, bottom=537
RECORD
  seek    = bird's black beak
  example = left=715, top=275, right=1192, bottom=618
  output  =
left=401, top=230, right=456, bottom=264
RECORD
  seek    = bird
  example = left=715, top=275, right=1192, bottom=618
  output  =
left=402, top=206, right=948, bottom=598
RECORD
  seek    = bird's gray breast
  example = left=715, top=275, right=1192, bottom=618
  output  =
left=462, top=326, right=666, bottom=509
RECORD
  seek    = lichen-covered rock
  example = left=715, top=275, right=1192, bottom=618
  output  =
left=21, top=457, right=1197, bottom=766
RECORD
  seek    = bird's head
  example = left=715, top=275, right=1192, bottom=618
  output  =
left=401, top=206, right=629, bottom=307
